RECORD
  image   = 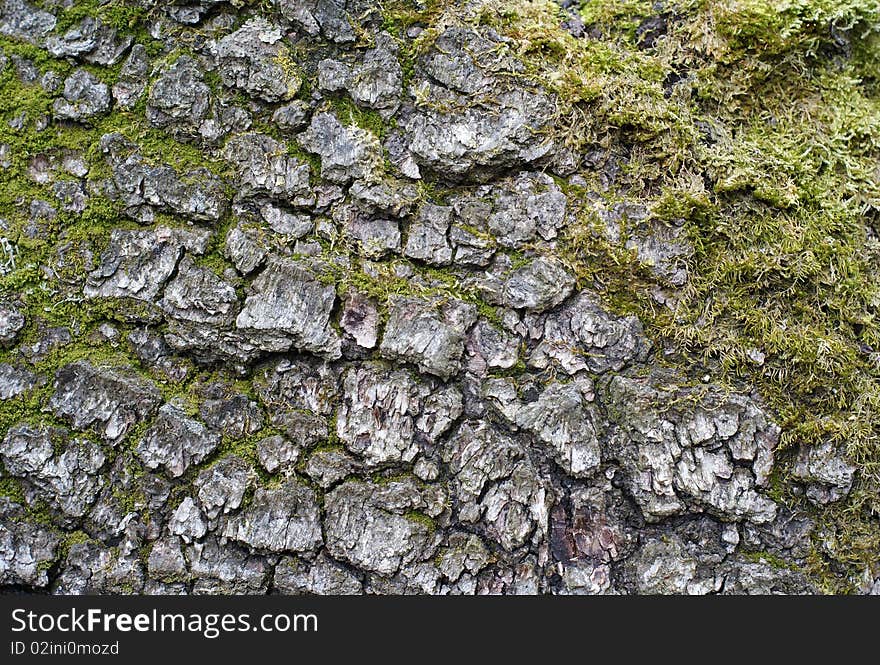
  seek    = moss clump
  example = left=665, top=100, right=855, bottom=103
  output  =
left=0, top=476, right=26, bottom=503
left=330, top=255, right=501, bottom=330
left=741, top=549, right=800, bottom=571
left=286, top=141, right=323, bottom=183
left=404, top=509, right=437, bottom=532
left=327, top=95, right=393, bottom=140
left=381, top=0, right=457, bottom=90
left=43, top=0, right=152, bottom=33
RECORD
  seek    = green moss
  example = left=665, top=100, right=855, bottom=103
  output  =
left=25, top=499, right=57, bottom=526
left=45, top=0, right=152, bottom=33
left=741, top=549, right=800, bottom=571
left=35, top=558, right=55, bottom=573
left=404, top=510, right=437, bottom=533
left=56, top=530, right=93, bottom=563
left=710, top=0, right=880, bottom=57
left=201, top=421, right=286, bottom=486
left=327, top=95, right=393, bottom=140
left=95, top=113, right=228, bottom=176
left=382, top=0, right=448, bottom=43
left=330, top=256, right=501, bottom=330
left=110, top=482, right=140, bottom=516
left=487, top=356, right=527, bottom=379
left=0, top=476, right=26, bottom=503
left=0, top=381, right=57, bottom=448
left=286, top=141, right=323, bottom=182
left=808, top=499, right=880, bottom=593
left=0, top=35, right=72, bottom=73
left=63, top=529, right=92, bottom=547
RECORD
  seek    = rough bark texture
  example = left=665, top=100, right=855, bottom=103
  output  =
left=0, top=0, right=878, bottom=595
